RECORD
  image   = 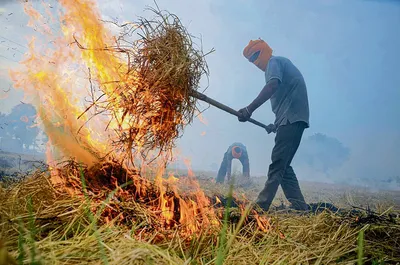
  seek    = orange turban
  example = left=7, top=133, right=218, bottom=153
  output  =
left=231, top=146, right=242, bottom=159
left=243, top=39, right=273, bottom=71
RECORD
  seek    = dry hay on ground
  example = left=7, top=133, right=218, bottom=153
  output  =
left=5, top=2, right=400, bottom=263
left=0, top=168, right=400, bottom=265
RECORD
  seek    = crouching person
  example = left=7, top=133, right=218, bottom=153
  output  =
left=216, top=142, right=250, bottom=185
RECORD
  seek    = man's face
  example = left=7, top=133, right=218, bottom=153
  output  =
left=248, top=50, right=261, bottom=64
left=243, top=40, right=273, bottom=71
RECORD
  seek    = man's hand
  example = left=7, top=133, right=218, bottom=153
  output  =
left=238, top=107, right=252, bottom=122
left=265, top=123, right=276, bottom=134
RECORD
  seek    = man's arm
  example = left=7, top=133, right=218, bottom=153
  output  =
left=238, top=57, right=283, bottom=121
left=237, top=79, right=280, bottom=121
left=216, top=152, right=229, bottom=183
left=247, top=79, right=280, bottom=113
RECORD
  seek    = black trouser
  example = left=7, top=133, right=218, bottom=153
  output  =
left=256, top=121, right=308, bottom=211
left=216, top=153, right=250, bottom=183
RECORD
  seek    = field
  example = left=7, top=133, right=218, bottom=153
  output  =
left=5, top=1, right=400, bottom=264
left=0, top=157, right=399, bottom=265
left=3, top=0, right=400, bottom=263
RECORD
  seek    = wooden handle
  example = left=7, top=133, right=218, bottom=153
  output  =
left=191, top=90, right=271, bottom=130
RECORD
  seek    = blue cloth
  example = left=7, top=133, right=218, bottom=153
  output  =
left=216, top=143, right=250, bottom=183
left=265, top=56, right=310, bottom=128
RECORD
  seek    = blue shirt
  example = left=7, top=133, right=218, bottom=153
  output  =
left=226, top=142, right=248, bottom=160
left=265, top=56, right=310, bottom=128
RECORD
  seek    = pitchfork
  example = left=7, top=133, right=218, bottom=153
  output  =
left=190, top=90, right=275, bottom=133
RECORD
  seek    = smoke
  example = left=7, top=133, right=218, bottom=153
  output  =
left=364, top=0, right=400, bottom=3
left=292, top=132, right=400, bottom=191
left=0, top=0, right=38, bottom=6
left=295, top=133, right=350, bottom=176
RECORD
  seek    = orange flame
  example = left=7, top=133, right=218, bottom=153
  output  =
left=7, top=0, right=270, bottom=237
left=252, top=210, right=271, bottom=233
left=196, top=111, right=208, bottom=125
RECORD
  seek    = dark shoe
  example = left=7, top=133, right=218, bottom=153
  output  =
left=288, top=199, right=310, bottom=211
left=254, top=199, right=271, bottom=213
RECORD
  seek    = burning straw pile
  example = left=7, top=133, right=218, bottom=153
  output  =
left=80, top=7, right=212, bottom=160
left=3, top=1, right=400, bottom=264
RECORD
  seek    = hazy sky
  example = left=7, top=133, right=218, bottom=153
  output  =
left=0, top=0, right=399, bottom=183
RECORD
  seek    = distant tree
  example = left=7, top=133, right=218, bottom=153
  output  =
left=295, top=133, right=350, bottom=175
left=0, top=103, right=40, bottom=153
left=0, top=112, right=14, bottom=152
left=0, top=112, right=7, bottom=136
left=382, top=176, right=400, bottom=185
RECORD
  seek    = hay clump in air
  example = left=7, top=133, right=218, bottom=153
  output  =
left=84, top=7, right=214, bottom=161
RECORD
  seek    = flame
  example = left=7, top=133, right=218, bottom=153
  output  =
left=183, top=158, right=194, bottom=178
left=8, top=0, right=271, bottom=237
left=9, top=0, right=135, bottom=166
left=252, top=210, right=271, bottom=233
left=196, top=111, right=208, bottom=125
left=152, top=157, right=219, bottom=233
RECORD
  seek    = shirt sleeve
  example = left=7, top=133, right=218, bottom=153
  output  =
left=224, top=148, right=231, bottom=160
left=265, top=57, right=283, bottom=84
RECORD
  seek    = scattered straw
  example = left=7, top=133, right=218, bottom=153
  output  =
left=1, top=171, right=399, bottom=264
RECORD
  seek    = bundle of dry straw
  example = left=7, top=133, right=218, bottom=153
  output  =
left=82, top=7, right=213, bottom=161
